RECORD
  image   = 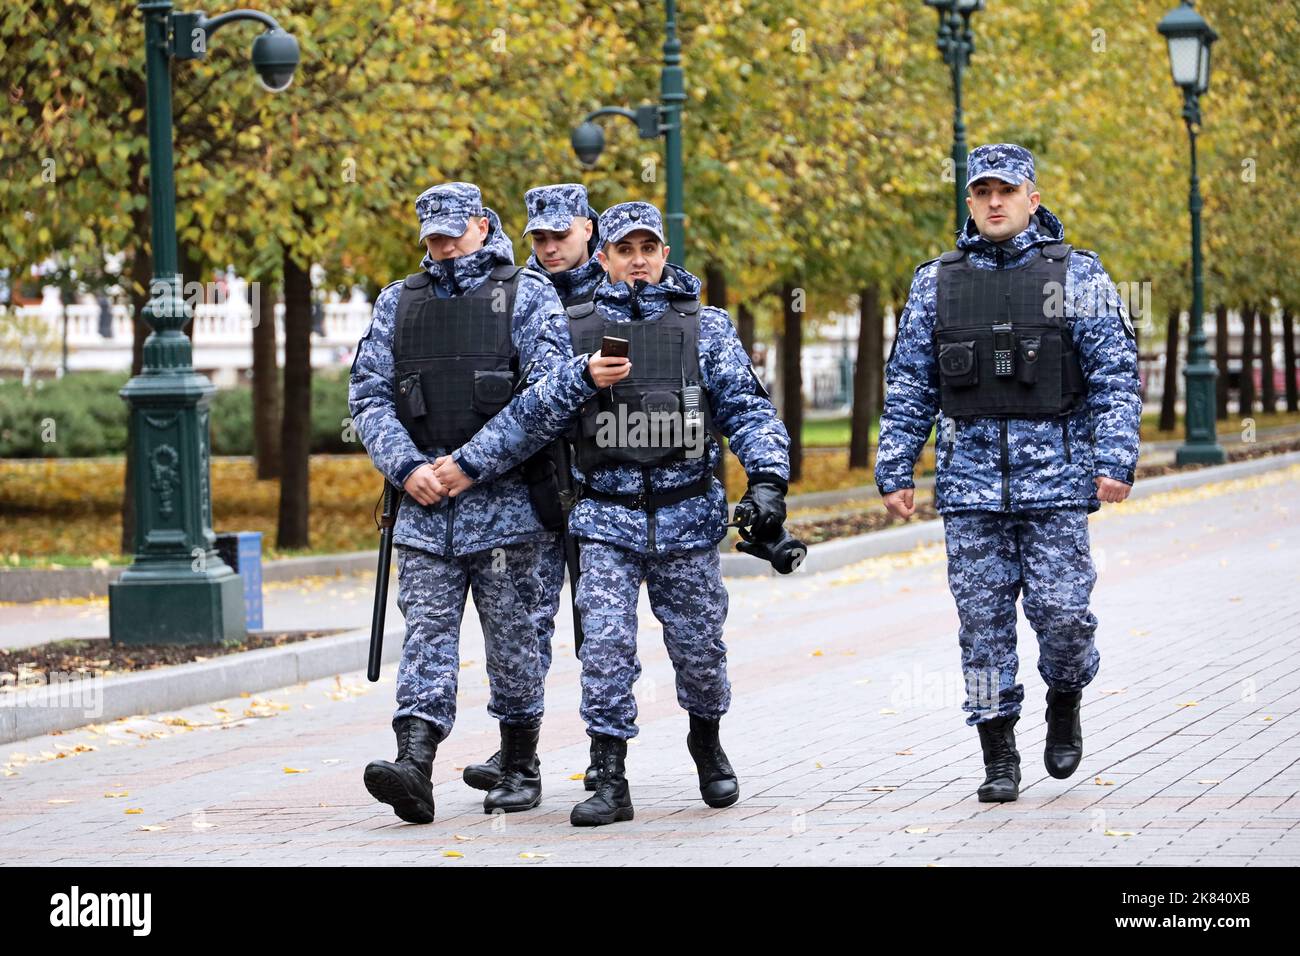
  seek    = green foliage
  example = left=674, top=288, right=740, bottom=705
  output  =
left=0, top=369, right=357, bottom=457
left=2, top=0, right=1295, bottom=348
left=0, top=371, right=130, bottom=457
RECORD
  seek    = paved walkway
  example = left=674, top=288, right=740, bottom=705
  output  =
left=2, top=464, right=1298, bottom=866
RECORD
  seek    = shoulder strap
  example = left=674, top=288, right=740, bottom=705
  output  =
left=1040, top=242, right=1072, bottom=261
left=489, top=263, right=522, bottom=282
left=938, top=249, right=966, bottom=264
left=565, top=300, right=597, bottom=320
left=668, top=295, right=701, bottom=316
left=402, top=271, right=431, bottom=289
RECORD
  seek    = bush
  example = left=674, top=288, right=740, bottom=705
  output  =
left=0, top=371, right=130, bottom=457
left=0, top=368, right=363, bottom=457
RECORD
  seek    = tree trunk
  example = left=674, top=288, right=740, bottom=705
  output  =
left=251, top=274, right=282, bottom=479
left=737, top=302, right=755, bottom=357
left=1159, top=306, right=1179, bottom=433
left=277, top=250, right=313, bottom=549
left=1259, top=305, right=1276, bottom=414
left=1283, top=308, right=1297, bottom=413
left=849, top=284, right=882, bottom=470
left=1239, top=304, right=1256, bottom=417
left=781, top=281, right=803, bottom=483
left=1214, top=303, right=1229, bottom=420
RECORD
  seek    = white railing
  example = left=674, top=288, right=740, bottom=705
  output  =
left=5, top=288, right=375, bottom=380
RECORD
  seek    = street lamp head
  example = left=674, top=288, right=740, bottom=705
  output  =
left=251, top=29, right=299, bottom=92
left=571, top=121, right=605, bottom=167
left=1157, top=2, right=1216, bottom=94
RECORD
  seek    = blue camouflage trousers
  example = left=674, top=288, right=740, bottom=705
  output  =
left=942, top=507, right=1100, bottom=726
left=528, top=538, right=566, bottom=679
left=574, top=541, right=731, bottom=739
left=392, top=539, right=560, bottom=741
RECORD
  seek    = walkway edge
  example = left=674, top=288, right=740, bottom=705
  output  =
left=0, top=627, right=400, bottom=746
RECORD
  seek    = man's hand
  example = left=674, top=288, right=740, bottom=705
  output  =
left=1095, top=476, right=1131, bottom=503
left=738, top=479, right=787, bottom=542
left=882, top=488, right=915, bottom=520
left=587, top=350, right=632, bottom=389
left=432, top=455, right=474, bottom=497
left=402, top=463, right=447, bottom=506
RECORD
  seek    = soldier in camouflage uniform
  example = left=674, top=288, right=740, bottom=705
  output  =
left=875, top=145, right=1141, bottom=803
left=459, top=183, right=606, bottom=795
left=433, top=201, right=791, bottom=827
left=348, top=182, right=628, bottom=824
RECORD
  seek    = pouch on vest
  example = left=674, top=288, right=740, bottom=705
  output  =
left=471, top=369, right=514, bottom=416
left=938, top=340, right=978, bottom=389
left=1016, top=335, right=1041, bottom=386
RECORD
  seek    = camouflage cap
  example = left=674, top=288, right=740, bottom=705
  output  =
left=522, top=183, right=594, bottom=236
left=965, top=143, right=1037, bottom=189
left=415, top=182, right=485, bottom=242
left=598, top=201, right=666, bottom=247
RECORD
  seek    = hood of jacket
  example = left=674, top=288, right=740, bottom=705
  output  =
left=418, top=207, right=515, bottom=296
left=591, top=261, right=703, bottom=321
left=956, top=205, right=1066, bottom=267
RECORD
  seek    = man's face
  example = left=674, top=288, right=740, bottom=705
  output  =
left=530, top=217, right=592, bottom=273
left=422, top=216, right=489, bottom=261
left=596, top=230, right=669, bottom=286
left=966, top=179, right=1040, bottom=243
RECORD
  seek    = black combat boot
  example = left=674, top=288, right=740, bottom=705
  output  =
left=583, top=738, right=600, bottom=792
left=1044, top=688, right=1084, bottom=779
left=483, top=723, right=542, bottom=813
left=363, top=715, right=438, bottom=823
left=975, top=714, right=1021, bottom=803
left=686, top=713, right=740, bottom=808
left=570, top=734, right=634, bottom=827
left=462, top=750, right=502, bottom=792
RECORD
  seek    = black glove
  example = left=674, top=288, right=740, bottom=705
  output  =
left=737, top=473, right=788, bottom=543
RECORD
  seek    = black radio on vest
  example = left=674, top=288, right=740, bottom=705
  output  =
left=933, top=242, right=1087, bottom=419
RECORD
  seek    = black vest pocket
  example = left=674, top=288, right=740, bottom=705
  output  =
left=471, top=369, right=515, bottom=416
left=1017, top=335, right=1041, bottom=386
left=397, top=373, right=427, bottom=419
left=939, top=340, right=979, bottom=388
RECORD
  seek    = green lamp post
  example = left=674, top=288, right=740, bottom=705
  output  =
left=924, top=0, right=986, bottom=234
left=109, top=2, right=299, bottom=645
left=570, top=0, right=686, bottom=266
left=1158, top=1, right=1225, bottom=466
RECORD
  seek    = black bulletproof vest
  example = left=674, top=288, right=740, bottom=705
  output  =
left=392, top=264, right=523, bottom=450
left=567, top=295, right=713, bottom=469
left=934, top=242, right=1087, bottom=418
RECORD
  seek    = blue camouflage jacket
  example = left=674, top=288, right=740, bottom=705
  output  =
left=875, top=207, right=1141, bottom=515
left=452, top=262, right=791, bottom=554
left=348, top=208, right=592, bottom=556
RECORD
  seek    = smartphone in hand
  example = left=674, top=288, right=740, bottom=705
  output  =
left=600, top=335, right=630, bottom=360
